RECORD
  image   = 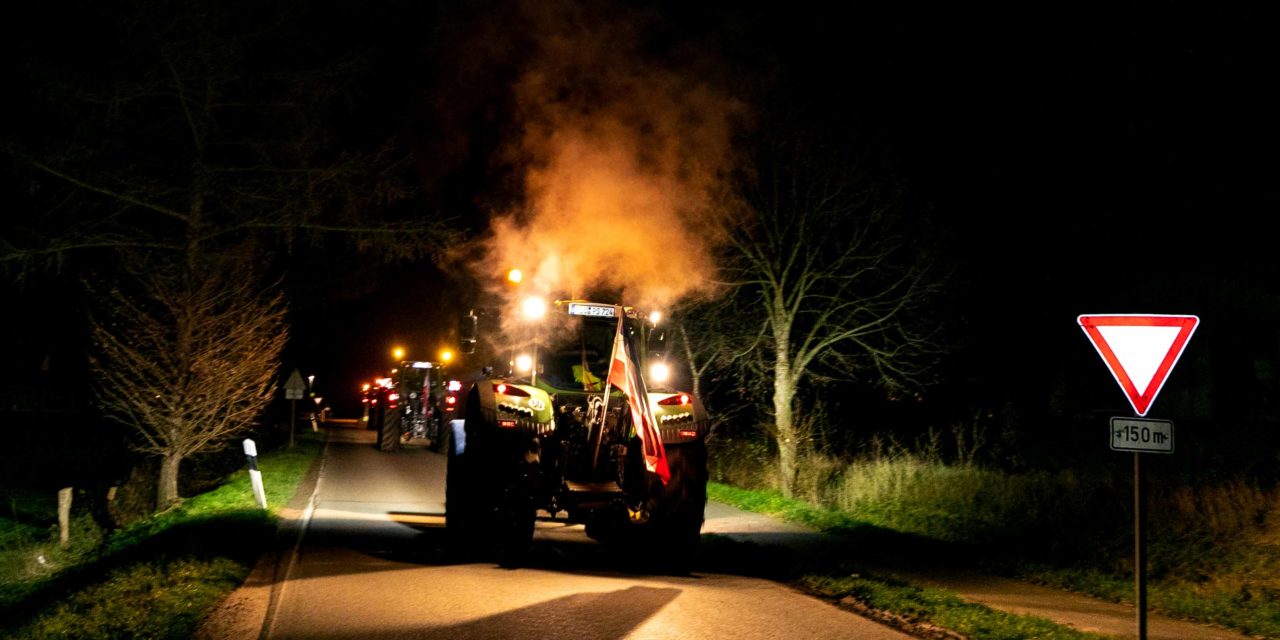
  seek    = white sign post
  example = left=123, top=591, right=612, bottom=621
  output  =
left=1078, top=314, right=1198, bottom=640
left=243, top=439, right=268, bottom=509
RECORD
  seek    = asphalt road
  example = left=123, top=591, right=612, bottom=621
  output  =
left=244, top=423, right=911, bottom=640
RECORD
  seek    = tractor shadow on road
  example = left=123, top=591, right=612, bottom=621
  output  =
left=297, top=503, right=973, bottom=589
left=306, top=512, right=698, bottom=579
left=405, top=585, right=682, bottom=640
left=296, top=507, right=763, bottom=582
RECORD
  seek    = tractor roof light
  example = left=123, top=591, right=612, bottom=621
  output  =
left=515, top=354, right=534, bottom=372
left=522, top=296, right=547, bottom=320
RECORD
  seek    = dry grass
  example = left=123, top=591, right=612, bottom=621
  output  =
left=708, top=431, right=1280, bottom=637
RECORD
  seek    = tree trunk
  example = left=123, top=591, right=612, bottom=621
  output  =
left=679, top=324, right=703, bottom=401
left=773, top=377, right=798, bottom=498
left=771, top=292, right=799, bottom=498
left=157, top=452, right=182, bottom=510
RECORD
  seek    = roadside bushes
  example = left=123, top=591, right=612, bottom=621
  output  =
left=0, top=430, right=322, bottom=638
left=708, top=434, right=777, bottom=491
left=0, top=494, right=108, bottom=609
left=708, top=430, right=1280, bottom=638
left=707, top=431, right=1280, bottom=569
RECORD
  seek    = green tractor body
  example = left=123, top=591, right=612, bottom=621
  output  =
left=446, top=300, right=709, bottom=569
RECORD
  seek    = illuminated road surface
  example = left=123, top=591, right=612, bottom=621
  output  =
left=260, top=424, right=910, bottom=640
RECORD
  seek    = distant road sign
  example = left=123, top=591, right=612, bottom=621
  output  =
left=285, top=368, right=306, bottom=400
left=1077, top=314, right=1199, bottom=416
left=1110, top=417, right=1174, bottom=453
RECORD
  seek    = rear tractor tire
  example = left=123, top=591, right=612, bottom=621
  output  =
left=645, top=441, right=708, bottom=573
left=445, top=424, right=481, bottom=554
left=377, top=408, right=403, bottom=452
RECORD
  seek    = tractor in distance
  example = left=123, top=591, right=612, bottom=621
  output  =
left=367, top=360, right=449, bottom=452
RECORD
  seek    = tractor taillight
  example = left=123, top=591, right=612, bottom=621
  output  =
left=657, top=393, right=691, bottom=406
left=493, top=383, right=530, bottom=397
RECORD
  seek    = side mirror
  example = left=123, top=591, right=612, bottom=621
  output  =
left=459, top=313, right=478, bottom=354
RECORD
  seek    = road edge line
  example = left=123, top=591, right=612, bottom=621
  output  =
left=258, top=431, right=329, bottom=640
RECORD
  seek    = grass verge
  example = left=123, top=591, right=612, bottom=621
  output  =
left=709, top=481, right=1280, bottom=639
left=800, top=573, right=1109, bottom=640
left=0, top=431, right=323, bottom=639
left=697, top=533, right=1106, bottom=640
left=1023, top=561, right=1280, bottom=639
left=704, top=484, right=1109, bottom=640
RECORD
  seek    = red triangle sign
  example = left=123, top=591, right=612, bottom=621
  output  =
left=1077, top=314, right=1199, bottom=417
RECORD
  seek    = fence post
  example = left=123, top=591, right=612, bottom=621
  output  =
left=57, top=487, right=72, bottom=547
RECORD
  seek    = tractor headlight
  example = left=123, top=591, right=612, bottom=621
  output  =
left=515, top=354, right=533, bottom=372
left=521, top=296, right=547, bottom=320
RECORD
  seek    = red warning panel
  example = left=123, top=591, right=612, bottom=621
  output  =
left=1077, top=315, right=1199, bottom=417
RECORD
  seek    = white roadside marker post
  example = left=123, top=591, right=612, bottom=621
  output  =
left=243, top=439, right=268, bottom=509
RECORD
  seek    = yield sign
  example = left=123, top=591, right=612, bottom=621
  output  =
left=1077, top=315, right=1199, bottom=416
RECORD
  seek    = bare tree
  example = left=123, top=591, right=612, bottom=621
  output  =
left=2, top=3, right=455, bottom=509
left=670, top=296, right=758, bottom=442
left=669, top=295, right=732, bottom=402
left=1, top=2, right=451, bottom=276
left=726, top=123, right=946, bottom=497
left=676, top=320, right=718, bottom=404
left=90, top=251, right=287, bottom=510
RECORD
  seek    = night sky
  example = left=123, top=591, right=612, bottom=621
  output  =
left=4, top=1, right=1279, bottom=420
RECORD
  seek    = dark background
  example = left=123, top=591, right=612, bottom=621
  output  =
left=3, top=1, right=1279, bottom=486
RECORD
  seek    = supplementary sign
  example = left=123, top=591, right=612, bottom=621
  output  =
left=1077, top=315, right=1199, bottom=416
left=1109, top=417, right=1174, bottom=453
